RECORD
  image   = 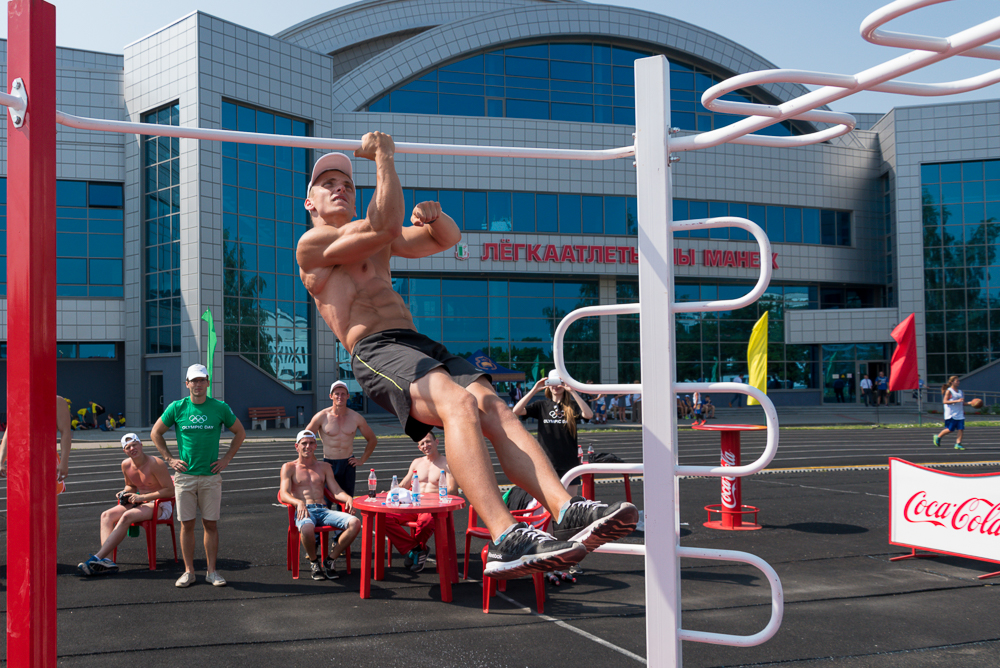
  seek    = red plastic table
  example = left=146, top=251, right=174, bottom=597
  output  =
left=691, top=423, right=766, bottom=530
left=354, top=493, right=465, bottom=601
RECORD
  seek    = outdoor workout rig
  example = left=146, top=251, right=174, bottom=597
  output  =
left=5, top=0, right=1000, bottom=665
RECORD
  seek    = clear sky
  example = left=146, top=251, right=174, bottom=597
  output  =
left=1, top=0, right=997, bottom=114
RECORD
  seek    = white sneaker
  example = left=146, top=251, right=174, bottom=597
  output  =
left=175, top=572, right=196, bottom=588
left=206, top=571, right=227, bottom=587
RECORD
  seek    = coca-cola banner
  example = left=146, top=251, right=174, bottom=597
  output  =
left=889, top=458, right=1000, bottom=564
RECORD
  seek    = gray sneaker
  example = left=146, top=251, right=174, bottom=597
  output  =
left=206, top=571, right=227, bottom=587
left=175, top=572, right=196, bottom=588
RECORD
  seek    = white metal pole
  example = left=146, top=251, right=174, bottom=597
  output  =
left=634, top=55, right=681, bottom=667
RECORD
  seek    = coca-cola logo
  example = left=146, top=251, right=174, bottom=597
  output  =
left=720, top=450, right=738, bottom=509
left=903, top=491, right=1000, bottom=535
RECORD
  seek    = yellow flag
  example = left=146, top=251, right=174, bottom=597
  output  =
left=747, top=311, right=768, bottom=406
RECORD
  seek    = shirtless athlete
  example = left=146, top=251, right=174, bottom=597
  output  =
left=0, top=394, right=73, bottom=539
left=279, top=430, right=361, bottom=580
left=78, top=433, right=175, bottom=575
left=305, top=380, right=378, bottom=499
left=296, top=132, right=637, bottom=578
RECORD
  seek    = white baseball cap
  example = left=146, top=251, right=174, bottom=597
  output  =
left=330, top=380, right=349, bottom=394
left=120, top=433, right=141, bottom=448
left=186, top=364, right=209, bottom=381
left=296, top=430, right=317, bottom=443
left=308, top=153, right=353, bottom=196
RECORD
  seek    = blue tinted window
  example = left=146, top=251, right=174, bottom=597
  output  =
left=439, top=191, right=463, bottom=228
left=689, top=202, right=709, bottom=239
left=766, top=206, right=784, bottom=243
left=605, top=197, right=626, bottom=235
left=89, top=259, right=123, bottom=285
left=57, top=258, right=87, bottom=284
left=57, top=181, right=87, bottom=206
left=89, top=183, right=123, bottom=207
left=785, top=208, right=803, bottom=243
left=803, top=209, right=821, bottom=244
left=513, top=193, right=535, bottom=232
left=370, top=42, right=800, bottom=134
left=582, top=196, right=603, bottom=234
left=464, top=192, right=487, bottom=231
left=559, top=195, right=581, bottom=234
left=488, top=192, right=512, bottom=231
left=537, top=195, right=558, bottom=233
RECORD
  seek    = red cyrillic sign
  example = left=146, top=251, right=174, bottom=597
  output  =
left=480, top=241, right=778, bottom=268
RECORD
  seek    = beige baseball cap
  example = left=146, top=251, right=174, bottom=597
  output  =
left=307, top=153, right=353, bottom=196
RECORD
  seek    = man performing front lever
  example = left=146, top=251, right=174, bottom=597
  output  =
left=297, top=132, right=637, bottom=578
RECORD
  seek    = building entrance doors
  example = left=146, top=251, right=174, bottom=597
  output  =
left=858, top=360, right=890, bottom=405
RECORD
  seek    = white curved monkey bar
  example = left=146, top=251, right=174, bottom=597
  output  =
left=553, top=216, right=771, bottom=395
left=677, top=547, right=784, bottom=647
left=673, top=0, right=1000, bottom=152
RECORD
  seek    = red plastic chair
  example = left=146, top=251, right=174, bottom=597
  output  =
left=112, top=497, right=177, bottom=571
left=279, top=492, right=352, bottom=579
left=481, top=508, right=551, bottom=614
left=464, top=505, right=492, bottom=580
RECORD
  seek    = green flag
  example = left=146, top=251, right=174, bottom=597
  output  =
left=530, top=354, right=540, bottom=383
left=202, top=309, right=217, bottom=398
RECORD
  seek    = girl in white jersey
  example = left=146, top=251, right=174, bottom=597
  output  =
left=934, top=376, right=973, bottom=450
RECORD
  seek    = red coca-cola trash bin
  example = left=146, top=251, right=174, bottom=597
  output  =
left=692, top=423, right=766, bottom=531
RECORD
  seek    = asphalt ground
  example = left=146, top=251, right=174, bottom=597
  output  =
left=2, top=424, right=1000, bottom=666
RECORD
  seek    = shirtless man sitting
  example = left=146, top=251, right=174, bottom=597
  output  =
left=78, top=433, right=175, bottom=575
left=279, top=430, right=361, bottom=580
left=305, top=380, right=378, bottom=499
left=296, top=133, right=637, bottom=579
left=386, top=429, right=457, bottom=572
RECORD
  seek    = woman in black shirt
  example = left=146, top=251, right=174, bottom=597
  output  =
left=513, top=371, right=595, bottom=480
left=513, top=371, right=595, bottom=585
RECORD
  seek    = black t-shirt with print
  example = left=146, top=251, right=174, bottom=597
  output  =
left=524, top=397, right=579, bottom=474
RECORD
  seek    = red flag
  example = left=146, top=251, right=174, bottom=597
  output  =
left=889, top=313, right=919, bottom=391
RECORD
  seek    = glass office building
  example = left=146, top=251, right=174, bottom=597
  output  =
left=0, top=0, right=996, bottom=423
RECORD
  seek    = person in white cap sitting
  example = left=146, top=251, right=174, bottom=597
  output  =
left=78, top=433, right=175, bottom=575
left=279, top=430, right=361, bottom=580
left=150, top=363, right=246, bottom=588
left=305, top=380, right=378, bottom=500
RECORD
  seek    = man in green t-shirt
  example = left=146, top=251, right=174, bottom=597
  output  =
left=151, top=364, right=246, bottom=588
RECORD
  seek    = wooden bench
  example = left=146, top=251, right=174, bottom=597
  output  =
left=248, top=406, right=291, bottom=431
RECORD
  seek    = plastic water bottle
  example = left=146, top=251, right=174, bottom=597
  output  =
left=389, top=475, right=400, bottom=507
left=439, top=470, right=448, bottom=502
left=587, top=445, right=595, bottom=463
left=368, top=469, right=377, bottom=498
left=578, top=443, right=585, bottom=464
left=412, top=473, right=421, bottom=506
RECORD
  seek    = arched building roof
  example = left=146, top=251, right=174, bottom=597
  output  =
left=277, top=0, right=818, bottom=119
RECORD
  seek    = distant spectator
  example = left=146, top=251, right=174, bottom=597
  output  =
left=703, top=396, right=716, bottom=420
left=729, top=374, right=744, bottom=408
left=876, top=371, right=890, bottom=405
left=833, top=376, right=846, bottom=403
left=631, top=383, right=642, bottom=424
left=860, top=374, right=873, bottom=407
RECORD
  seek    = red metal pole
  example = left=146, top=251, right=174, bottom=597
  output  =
left=719, top=431, right=742, bottom=529
left=6, top=1, right=58, bottom=666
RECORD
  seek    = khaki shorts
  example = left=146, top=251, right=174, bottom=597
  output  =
left=173, top=473, right=223, bottom=522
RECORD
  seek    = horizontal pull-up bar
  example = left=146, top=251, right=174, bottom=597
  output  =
left=54, top=110, right=636, bottom=161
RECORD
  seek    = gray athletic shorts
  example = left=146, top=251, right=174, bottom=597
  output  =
left=351, top=329, right=488, bottom=441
